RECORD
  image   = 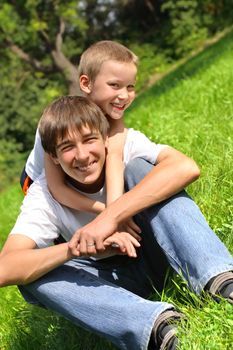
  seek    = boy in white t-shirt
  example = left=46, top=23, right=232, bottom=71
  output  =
left=3, top=96, right=185, bottom=349
left=1, top=96, right=233, bottom=350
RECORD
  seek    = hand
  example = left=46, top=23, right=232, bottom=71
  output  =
left=119, top=217, right=142, bottom=241
left=68, top=213, right=119, bottom=256
left=104, top=231, right=141, bottom=258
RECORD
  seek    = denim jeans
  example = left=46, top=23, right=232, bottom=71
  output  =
left=124, top=158, right=233, bottom=294
left=19, top=158, right=233, bottom=349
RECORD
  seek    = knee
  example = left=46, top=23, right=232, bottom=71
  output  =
left=124, top=158, right=154, bottom=190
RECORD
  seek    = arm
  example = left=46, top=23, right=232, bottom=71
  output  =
left=69, top=146, right=200, bottom=254
left=105, top=120, right=126, bottom=205
left=0, top=232, right=140, bottom=287
left=106, top=121, right=141, bottom=236
left=0, top=235, right=72, bottom=286
left=45, top=153, right=105, bottom=214
left=106, top=146, right=200, bottom=221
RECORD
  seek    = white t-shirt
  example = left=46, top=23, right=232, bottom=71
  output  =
left=12, top=128, right=167, bottom=248
left=26, top=128, right=44, bottom=181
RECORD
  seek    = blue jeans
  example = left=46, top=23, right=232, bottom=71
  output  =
left=19, top=158, right=233, bottom=349
left=124, top=158, right=233, bottom=294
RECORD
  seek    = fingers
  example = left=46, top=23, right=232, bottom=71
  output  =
left=120, top=218, right=142, bottom=240
left=113, top=237, right=137, bottom=258
left=68, top=218, right=140, bottom=258
left=104, top=232, right=140, bottom=258
left=127, top=218, right=141, bottom=233
left=68, top=232, right=81, bottom=256
left=68, top=229, right=107, bottom=256
left=123, top=226, right=141, bottom=241
left=79, top=239, right=98, bottom=255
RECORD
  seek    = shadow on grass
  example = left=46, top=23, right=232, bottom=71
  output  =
left=7, top=296, right=116, bottom=350
left=0, top=285, right=115, bottom=350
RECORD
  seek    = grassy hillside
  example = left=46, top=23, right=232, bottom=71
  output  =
left=0, top=30, right=233, bottom=349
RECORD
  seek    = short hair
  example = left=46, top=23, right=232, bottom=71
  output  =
left=78, top=40, right=138, bottom=82
left=39, top=96, right=109, bottom=157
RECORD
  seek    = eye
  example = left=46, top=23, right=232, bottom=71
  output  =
left=108, top=82, right=119, bottom=88
left=85, top=136, right=98, bottom=143
left=127, top=84, right=135, bottom=92
left=60, top=144, right=74, bottom=152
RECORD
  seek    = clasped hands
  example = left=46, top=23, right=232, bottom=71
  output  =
left=68, top=215, right=141, bottom=258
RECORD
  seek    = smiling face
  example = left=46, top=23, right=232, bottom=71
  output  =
left=80, top=60, right=137, bottom=121
left=53, top=125, right=108, bottom=193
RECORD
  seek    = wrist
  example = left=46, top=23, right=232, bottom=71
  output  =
left=64, top=242, right=75, bottom=260
left=92, top=201, right=105, bottom=214
left=99, top=202, right=123, bottom=227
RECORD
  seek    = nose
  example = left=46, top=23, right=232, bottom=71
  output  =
left=75, top=144, right=89, bottom=162
left=118, top=87, right=129, bottom=100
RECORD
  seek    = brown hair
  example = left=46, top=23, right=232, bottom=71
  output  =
left=78, top=40, right=138, bottom=82
left=39, top=96, right=109, bottom=157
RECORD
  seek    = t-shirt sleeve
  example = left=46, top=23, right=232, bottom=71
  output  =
left=25, top=128, right=44, bottom=181
left=124, top=129, right=168, bottom=165
left=10, top=184, right=60, bottom=248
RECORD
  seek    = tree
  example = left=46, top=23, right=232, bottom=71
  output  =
left=0, top=1, right=88, bottom=94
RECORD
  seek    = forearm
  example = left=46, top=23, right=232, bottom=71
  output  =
left=0, top=242, right=72, bottom=287
left=106, top=121, right=126, bottom=205
left=53, top=185, right=105, bottom=214
left=101, top=150, right=200, bottom=224
left=106, top=153, right=124, bottom=205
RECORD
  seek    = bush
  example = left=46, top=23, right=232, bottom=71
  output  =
left=161, top=0, right=208, bottom=57
left=128, top=43, right=171, bottom=91
left=0, top=140, right=25, bottom=190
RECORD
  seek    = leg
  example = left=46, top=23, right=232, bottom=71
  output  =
left=124, top=158, right=233, bottom=294
left=19, top=257, right=174, bottom=350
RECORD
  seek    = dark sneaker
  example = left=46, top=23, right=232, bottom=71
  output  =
left=206, top=271, right=233, bottom=305
left=148, top=310, right=183, bottom=350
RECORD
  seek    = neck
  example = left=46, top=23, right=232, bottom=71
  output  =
left=66, top=169, right=105, bottom=194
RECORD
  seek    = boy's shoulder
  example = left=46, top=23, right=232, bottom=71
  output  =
left=126, top=127, right=151, bottom=140
left=25, top=172, right=55, bottom=208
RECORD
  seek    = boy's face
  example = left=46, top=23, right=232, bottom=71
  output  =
left=81, top=60, right=137, bottom=121
left=53, top=126, right=107, bottom=192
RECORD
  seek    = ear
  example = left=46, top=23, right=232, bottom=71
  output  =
left=50, top=155, right=60, bottom=165
left=79, top=74, right=92, bottom=94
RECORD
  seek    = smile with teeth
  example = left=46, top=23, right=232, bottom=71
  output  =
left=111, top=103, right=126, bottom=110
left=75, top=161, right=96, bottom=172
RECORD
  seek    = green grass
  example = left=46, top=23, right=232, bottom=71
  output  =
left=1, top=30, right=233, bottom=349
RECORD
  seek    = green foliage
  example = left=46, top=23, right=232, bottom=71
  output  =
left=0, top=141, right=24, bottom=191
left=160, top=0, right=233, bottom=58
left=161, top=0, right=208, bottom=57
left=0, top=54, right=63, bottom=188
left=128, top=43, right=171, bottom=91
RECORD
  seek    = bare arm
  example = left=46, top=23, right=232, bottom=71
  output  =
left=105, top=120, right=126, bottom=205
left=0, top=235, right=73, bottom=286
left=108, top=146, right=200, bottom=222
left=0, top=232, right=140, bottom=287
left=106, top=121, right=141, bottom=236
left=69, top=146, right=200, bottom=254
left=45, top=153, right=105, bottom=214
